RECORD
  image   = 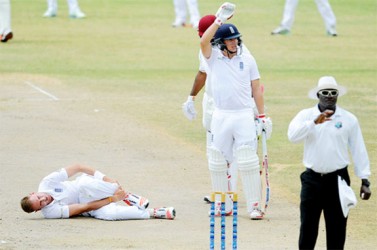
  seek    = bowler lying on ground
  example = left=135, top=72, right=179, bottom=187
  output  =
left=21, top=164, right=176, bottom=220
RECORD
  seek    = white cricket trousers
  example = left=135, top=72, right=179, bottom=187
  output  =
left=280, top=0, right=336, bottom=30
left=46, top=0, right=81, bottom=13
left=76, top=175, right=150, bottom=221
left=211, top=109, right=257, bottom=164
left=0, top=0, right=11, bottom=35
left=173, top=0, right=200, bottom=26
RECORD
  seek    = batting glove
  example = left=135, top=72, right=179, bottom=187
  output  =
left=257, top=114, right=272, bottom=139
left=360, top=179, right=371, bottom=200
left=215, top=2, right=236, bottom=26
left=182, top=96, right=197, bottom=121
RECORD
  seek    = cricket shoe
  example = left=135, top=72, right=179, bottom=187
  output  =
left=123, top=193, right=149, bottom=209
left=326, top=26, right=337, bottom=37
left=1, top=32, right=13, bottom=43
left=271, top=26, right=290, bottom=35
left=151, top=207, right=176, bottom=220
left=172, top=19, right=186, bottom=28
left=250, top=208, right=264, bottom=220
left=43, top=9, right=57, bottom=17
left=69, top=9, right=86, bottom=19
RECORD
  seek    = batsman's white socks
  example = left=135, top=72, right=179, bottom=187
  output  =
left=236, top=145, right=262, bottom=213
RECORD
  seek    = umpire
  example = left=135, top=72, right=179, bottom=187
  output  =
left=288, top=76, right=371, bottom=249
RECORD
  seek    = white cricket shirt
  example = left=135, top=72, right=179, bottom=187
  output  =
left=39, top=168, right=80, bottom=219
left=198, top=45, right=251, bottom=99
left=288, top=105, right=370, bottom=178
left=203, top=46, right=260, bottom=110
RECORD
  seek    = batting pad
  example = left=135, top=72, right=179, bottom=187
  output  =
left=208, top=146, right=228, bottom=193
left=236, top=145, right=262, bottom=212
left=208, top=147, right=233, bottom=212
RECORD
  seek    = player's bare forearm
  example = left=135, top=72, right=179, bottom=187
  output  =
left=190, top=71, right=207, bottom=96
left=251, top=79, right=264, bottom=114
left=68, top=198, right=110, bottom=217
left=200, top=23, right=219, bottom=58
left=68, top=187, right=126, bottom=217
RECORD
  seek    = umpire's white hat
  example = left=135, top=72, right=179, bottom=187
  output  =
left=308, top=76, right=347, bottom=99
left=338, top=176, right=357, bottom=218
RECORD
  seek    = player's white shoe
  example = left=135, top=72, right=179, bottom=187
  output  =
left=152, top=207, right=176, bottom=220
left=172, top=19, right=185, bottom=28
left=70, top=9, right=86, bottom=19
left=43, top=9, right=57, bottom=17
left=123, top=193, right=149, bottom=209
left=271, top=26, right=290, bottom=35
left=191, top=21, right=199, bottom=29
left=250, top=208, right=264, bottom=220
left=326, top=26, right=337, bottom=36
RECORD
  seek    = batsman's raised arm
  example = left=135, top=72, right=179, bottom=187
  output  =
left=200, top=2, right=235, bottom=59
left=200, top=23, right=219, bottom=59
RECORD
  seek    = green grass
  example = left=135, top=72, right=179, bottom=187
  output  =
left=2, top=0, right=377, bottom=244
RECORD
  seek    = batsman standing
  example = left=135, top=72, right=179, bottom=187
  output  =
left=200, top=2, right=272, bottom=219
left=182, top=14, right=260, bottom=202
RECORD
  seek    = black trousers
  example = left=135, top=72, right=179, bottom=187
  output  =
left=299, top=167, right=350, bottom=250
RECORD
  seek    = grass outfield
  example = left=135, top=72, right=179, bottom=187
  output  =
left=2, top=0, right=376, bottom=246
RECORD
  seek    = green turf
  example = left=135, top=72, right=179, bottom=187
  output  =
left=1, top=0, right=376, bottom=244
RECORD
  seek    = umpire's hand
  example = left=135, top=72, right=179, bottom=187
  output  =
left=360, top=179, right=371, bottom=200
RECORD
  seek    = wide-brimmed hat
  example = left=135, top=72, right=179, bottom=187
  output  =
left=338, top=176, right=357, bottom=218
left=308, top=76, right=347, bottom=99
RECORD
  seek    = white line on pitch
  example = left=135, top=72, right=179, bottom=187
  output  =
left=25, top=81, right=59, bottom=101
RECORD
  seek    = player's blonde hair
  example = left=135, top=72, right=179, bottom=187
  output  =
left=20, top=196, right=34, bottom=213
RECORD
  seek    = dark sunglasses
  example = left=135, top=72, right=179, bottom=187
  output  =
left=318, top=89, right=338, bottom=97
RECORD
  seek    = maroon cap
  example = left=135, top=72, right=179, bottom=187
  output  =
left=198, top=15, right=216, bottom=37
